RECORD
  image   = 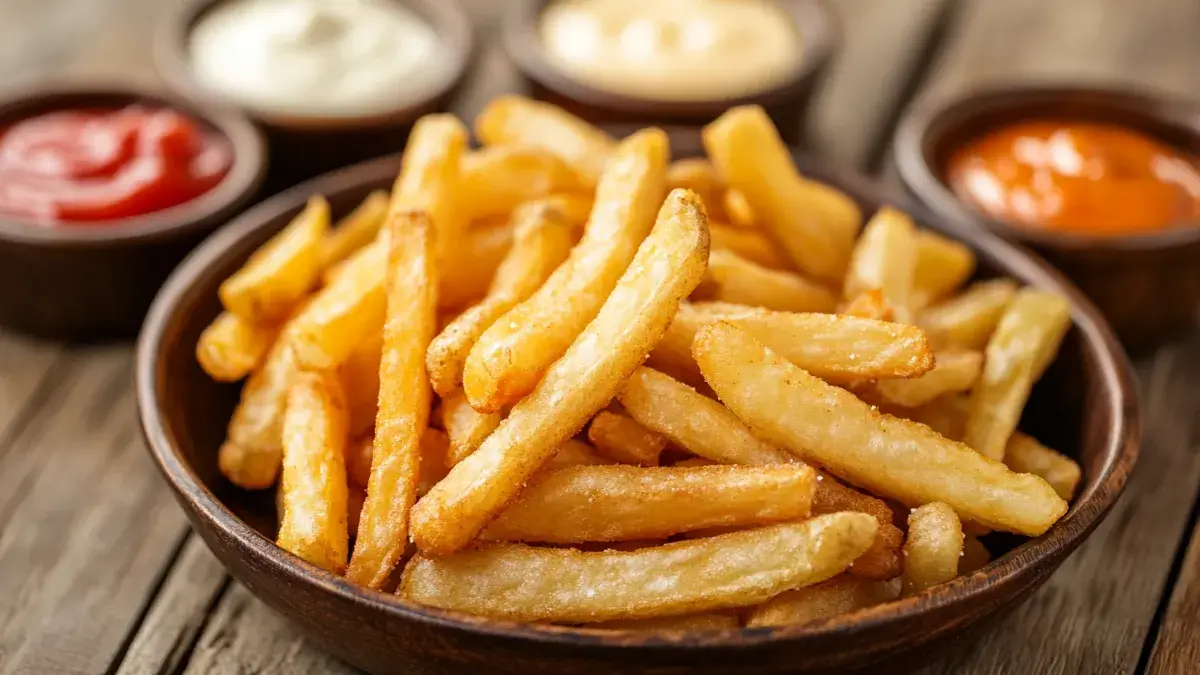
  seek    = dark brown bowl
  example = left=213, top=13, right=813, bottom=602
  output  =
left=136, top=153, right=1138, bottom=675
left=0, top=82, right=265, bottom=342
left=894, top=84, right=1200, bottom=353
left=155, top=0, right=475, bottom=193
left=503, top=0, right=839, bottom=155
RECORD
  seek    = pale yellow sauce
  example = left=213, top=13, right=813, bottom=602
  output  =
left=539, top=0, right=803, bottom=102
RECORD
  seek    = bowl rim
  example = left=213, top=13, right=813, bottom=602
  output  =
left=501, top=0, right=841, bottom=117
left=894, top=82, right=1200, bottom=253
left=0, top=79, right=266, bottom=246
left=136, top=152, right=1140, bottom=652
left=154, top=0, right=476, bottom=131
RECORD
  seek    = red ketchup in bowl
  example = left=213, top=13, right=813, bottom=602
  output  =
left=0, top=105, right=233, bottom=225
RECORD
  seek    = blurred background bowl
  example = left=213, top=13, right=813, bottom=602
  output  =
left=894, top=85, right=1200, bottom=352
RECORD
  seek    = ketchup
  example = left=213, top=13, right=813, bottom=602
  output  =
left=0, top=105, right=233, bottom=224
left=947, top=121, right=1200, bottom=236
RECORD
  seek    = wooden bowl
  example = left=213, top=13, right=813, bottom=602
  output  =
left=894, top=84, right=1200, bottom=353
left=0, top=82, right=265, bottom=342
left=136, top=153, right=1139, bottom=674
left=155, top=0, right=475, bottom=193
left=502, top=0, right=839, bottom=155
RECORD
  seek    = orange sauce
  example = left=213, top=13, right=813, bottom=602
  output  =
left=947, top=121, right=1200, bottom=236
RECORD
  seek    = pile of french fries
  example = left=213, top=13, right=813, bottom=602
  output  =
left=197, top=95, right=1081, bottom=630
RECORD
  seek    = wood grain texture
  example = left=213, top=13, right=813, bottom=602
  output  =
left=0, top=332, right=61, bottom=440
left=1146, top=507, right=1200, bottom=674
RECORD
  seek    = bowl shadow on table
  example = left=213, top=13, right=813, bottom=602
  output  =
left=140, top=153, right=1136, bottom=675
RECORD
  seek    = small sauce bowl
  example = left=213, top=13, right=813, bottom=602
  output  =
left=503, top=0, right=839, bottom=155
left=895, top=85, right=1200, bottom=351
left=0, top=82, right=265, bottom=342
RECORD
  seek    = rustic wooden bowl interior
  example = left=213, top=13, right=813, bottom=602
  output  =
left=137, top=153, right=1139, bottom=675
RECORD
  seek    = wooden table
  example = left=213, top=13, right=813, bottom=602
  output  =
left=0, top=1, right=1197, bottom=673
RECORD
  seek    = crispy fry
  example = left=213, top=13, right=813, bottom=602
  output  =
left=667, top=158, right=728, bottom=221
left=339, top=329, right=383, bottom=438
left=427, top=202, right=575, bottom=396
left=704, top=105, right=861, bottom=281
left=694, top=323, right=1068, bottom=536
left=196, top=311, right=279, bottom=382
left=218, top=338, right=299, bottom=489
left=441, top=389, right=502, bottom=466
left=649, top=303, right=933, bottom=388
left=701, top=250, right=837, bottom=313
left=964, top=289, right=1072, bottom=461
left=442, top=217, right=518, bottom=308
left=389, top=114, right=467, bottom=251
left=410, top=189, right=709, bottom=555
left=911, top=230, right=975, bottom=310
left=220, top=196, right=329, bottom=323
left=483, top=464, right=816, bottom=543
left=710, top=222, right=787, bottom=269
left=593, top=613, right=739, bottom=631
left=288, top=240, right=389, bottom=370
left=460, top=146, right=588, bottom=220
left=876, top=349, right=983, bottom=408
left=587, top=411, right=668, bottom=466
left=474, top=95, right=616, bottom=187
left=347, top=211, right=438, bottom=588
left=277, top=371, right=349, bottom=573
left=543, top=439, right=614, bottom=471
left=1004, top=433, right=1081, bottom=501
left=402, top=514, right=877, bottom=622
left=917, top=279, right=1019, bottom=350
left=722, top=188, right=756, bottom=228
left=960, top=535, right=991, bottom=574
left=745, top=574, right=892, bottom=627
left=901, top=502, right=964, bottom=596
left=346, top=435, right=373, bottom=488
left=319, top=190, right=390, bottom=270
left=841, top=288, right=893, bottom=321
left=462, top=129, right=670, bottom=412
left=811, top=475, right=903, bottom=580
left=844, top=207, right=917, bottom=323
left=347, top=429, right=451, bottom=498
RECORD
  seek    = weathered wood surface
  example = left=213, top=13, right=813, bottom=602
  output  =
left=0, top=0, right=1196, bottom=673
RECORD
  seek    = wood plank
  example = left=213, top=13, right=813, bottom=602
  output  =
left=0, top=349, right=190, bottom=675
left=1146, top=512, right=1200, bottom=674
left=115, top=535, right=231, bottom=675
left=0, top=331, right=61, bottom=444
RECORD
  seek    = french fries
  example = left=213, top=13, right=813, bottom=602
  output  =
left=483, top=464, right=816, bottom=543
left=723, top=189, right=756, bottom=228
left=875, top=349, right=983, bottom=408
left=1004, top=433, right=1082, bottom=501
left=219, top=196, right=329, bottom=323
left=277, top=371, right=349, bottom=573
left=918, top=279, right=1019, bottom=350
left=745, top=575, right=893, bottom=627
left=912, top=230, right=975, bottom=310
left=702, top=249, right=838, bottom=313
left=474, top=95, right=615, bottom=187
left=709, top=223, right=788, bottom=269
left=705, top=105, right=861, bottom=282
left=667, top=158, right=728, bottom=222
left=694, top=323, right=1068, bottom=535
left=218, top=338, right=299, bottom=489
left=960, top=535, right=991, bottom=574
left=319, top=190, right=389, bottom=270
left=287, top=240, right=389, bottom=370
left=587, top=411, right=667, bottom=466
left=543, top=439, right=615, bottom=471
left=440, top=390, right=502, bottom=466
left=427, top=201, right=575, bottom=397
left=462, top=129, right=669, bottom=412
left=460, top=146, right=588, bottom=219
left=595, top=613, right=739, bottom=631
left=339, top=328, right=383, bottom=438
left=964, top=289, right=1072, bottom=461
left=346, top=429, right=452, bottom=499
left=402, top=514, right=877, bottom=622
left=410, top=189, right=709, bottom=555
left=901, top=503, right=964, bottom=596
left=843, top=207, right=917, bottom=324
left=346, top=211, right=437, bottom=588
left=196, top=311, right=279, bottom=382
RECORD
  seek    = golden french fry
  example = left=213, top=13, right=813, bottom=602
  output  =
left=843, top=207, right=917, bottom=323
left=693, top=323, right=1068, bottom=536
left=917, top=279, right=1019, bottom=350
left=745, top=574, right=893, bottom=627
left=710, top=222, right=787, bottom=269
left=841, top=288, right=894, bottom=321
left=901, top=502, right=964, bottom=596
left=543, top=439, right=614, bottom=471
left=959, top=535, right=991, bottom=574
left=339, top=329, right=383, bottom=438
left=1004, top=433, right=1081, bottom=501
left=460, top=146, right=588, bottom=219
left=347, top=211, right=438, bottom=588
left=441, top=217, right=517, bottom=308
left=410, top=189, right=709, bottom=555
left=593, top=613, right=739, bottom=631
left=876, top=349, right=983, bottom=408
left=219, top=338, right=299, bottom=489
left=702, top=249, right=838, bottom=313
left=196, top=311, right=279, bottom=382
left=441, top=389, right=502, bottom=466
left=649, top=303, right=933, bottom=388
left=704, top=105, right=861, bottom=281
left=538, top=192, right=595, bottom=227
left=911, top=230, right=975, bottom=310
left=390, top=114, right=467, bottom=253
left=219, top=196, right=329, bottom=323
left=347, top=429, right=452, bottom=498
left=587, top=411, right=667, bottom=466
left=811, top=475, right=903, bottom=580
left=474, top=95, right=616, bottom=187
left=964, top=289, right=1072, bottom=461
left=277, top=371, right=349, bottom=574
left=427, top=201, right=575, bottom=397
left=462, top=129, right=669, bottom=413
left=723, top=188, right=756, bottom=228
left=483, top=464, right=816, bottom=543
left=287, top=241, right=388, bottom=370
left=319, top=190, right=390, bottom=270
left=402, top=514, right=877, bottom=622
left=667, top=158, right=728, bottom=222
left=346, top=434, right=373, bottom=488
left=907, top=393, right=971, bottom=440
